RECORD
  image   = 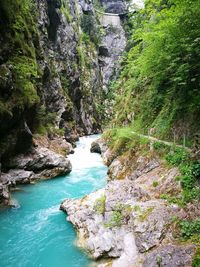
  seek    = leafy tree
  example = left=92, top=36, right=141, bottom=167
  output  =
left=112, top=0, right=200, bottom=143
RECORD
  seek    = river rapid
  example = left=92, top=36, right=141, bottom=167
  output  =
left=0, top=135, right=107, bottom=267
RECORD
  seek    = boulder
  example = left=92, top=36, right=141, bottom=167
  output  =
left=107, top=158, right=124, bottom=180
left=0, top=146, right=72, bottom=205
left=60, top=189, right=133, bottom=260
left=6, top=147, right=72, bottom=176
left=90, top=138, right=116, bottom=165
left=142, top=244, right=196, bottom=267
left=1, top=169, right=34, bottom=185
left=128, top=158, right=160, bottom=181
left=134, top=203, right=172, bottom=252
left=0, top=167, right=11, bottom=204
left=33, top=135, right=74, bottom=156
left=90, top=141, right=102, bottom=154
left=61, top=181, right=173, bottom=263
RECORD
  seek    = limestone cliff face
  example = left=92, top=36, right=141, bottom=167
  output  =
left=61, top=138, right=198, bottom=267
left=0, top=0, right=127, bottom=203
left=0, top=0, right=126, bottom=163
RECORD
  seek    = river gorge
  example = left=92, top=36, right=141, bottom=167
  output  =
left=0, top=135, right=107, bottom=267
left=0, top=0, right=199, bottom=266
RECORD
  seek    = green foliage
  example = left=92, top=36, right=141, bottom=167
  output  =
left=81, top=14, right=101, bottom=46
left=165, top=148, right=189, bottom=166
left=60, top=75, right=70, bottom=91
left=81, top=33, right=91, bottom=45
left=94, top=195, right=106, bottom=215
left=160, top=193, right=182, bottom=205
left=35, top=105, right=63, bottom=135
left=36, top=125, right=47, bottom=135
left=0, top=101, right=12, bottom=117
left=179, top=218, right=200, bottom=267
left=152, top=141, right=171, bottom=157
left=180, top=220, right=200, bottom=239
left=104, top=203, right=132, bottom=228
left=114, top=203, right=132, bottom=214
left=0, top=0, right=41, bottom=121
left=156, top=255, right=162, bottom=266
left=105, top=210, right=123, bottom=228
left=192, top=249, right=200, bottom=267
left=0, top=0, right=39, bottom=58
left=76, top=46, right=85, bottom=66
left=61, top=0, right=73, bottom=23
left=165, top=147, right=200, bottom=202
left=133, top=205, right=141, bottom=212
left=153, top=141, right=168, bottom=151
left=152, top=181, right=159, bottom=187
left=9, top=56, right=40, bottom=108
left=92, top=0, right=106, bottom=12
left=103, top=127, right=150, bottom=155
left=108, top=24, right=118, bottom=34
left=191, top=162, right=200, bottom=179
left=162, top=148, right=200, bottom=204
left=176, top=218, right=200, bottom=266
left=76, top=42, right=93, bottom=69
left=179, top=164, right=197, bottom=191
left=138, top=207, right=154, bottom=222
left=111, top=0, right=200, bottom=142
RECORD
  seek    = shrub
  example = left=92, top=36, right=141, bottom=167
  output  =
left=165, top=148, right=189, bottom=166
left=61, top=0, right=73, bottom=23
left=192, top=250, right=200, bottom=267
left=180, top=220, right=200, bottom=239
left=152, top=181, right=159, bottom=187
left=105, top=210, right=123, bottom=227
left=94, top=195, right=106, bottom=215
left=81, top=33, right=90, bottom=45
left=191, top=162, right=200, bottom=179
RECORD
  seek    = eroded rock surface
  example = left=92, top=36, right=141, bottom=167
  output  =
left=0, top=146, right=71, bottom=204
left=142, top=244, right=196, bottom=267
left=61, top=138, right=197, bottom=266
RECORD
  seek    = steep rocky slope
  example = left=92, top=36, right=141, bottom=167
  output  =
left=0, top=0, right=127, bottom=204
left=61, top=136, right=200, bottom=266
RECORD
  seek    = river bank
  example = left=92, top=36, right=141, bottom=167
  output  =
left=0, top=135, right=107, bottom=267
left=61, top=136, right=199, bottom=267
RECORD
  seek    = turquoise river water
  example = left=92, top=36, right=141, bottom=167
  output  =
left=0, top=135, right=107, bottom=267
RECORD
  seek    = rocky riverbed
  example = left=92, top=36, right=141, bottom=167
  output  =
left=61, top=138, right=198, bottom=267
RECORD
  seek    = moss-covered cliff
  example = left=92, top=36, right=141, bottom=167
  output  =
left=0, top=0, right=127, bottom=203
left=0, top=0, right=126, bottom=166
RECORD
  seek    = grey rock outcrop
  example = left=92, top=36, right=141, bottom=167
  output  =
left=142, top=244, right=195, bottom=267
left=0, top=146, right=71, bottom=204
left=61, top=177, right=196, bottom=266
left=61, top=138, right=197, bottom=266
left=6, top=147, right=72, bottom=174
left=0, top=171, right=10, bottom=205
left=99, top=23, right=126, bottom=93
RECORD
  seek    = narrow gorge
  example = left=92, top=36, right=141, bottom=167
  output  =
left=0, top=0, right=200, bottom=267
left=0, top=0, right=126, bottom=203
